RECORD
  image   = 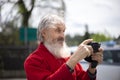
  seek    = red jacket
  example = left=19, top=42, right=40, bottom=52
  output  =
left=24, top=43, right=96, bottom=80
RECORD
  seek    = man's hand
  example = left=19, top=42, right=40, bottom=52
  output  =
left=66, top=39, right=93, bottom=69
left=88, top=48, right=103, bottom=74
left=91, top=48, right=103, bottom=64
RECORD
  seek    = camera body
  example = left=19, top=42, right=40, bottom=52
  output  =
left=87, top=42, right=101, bottom=53
left=84, top=42, right=101, bottom=68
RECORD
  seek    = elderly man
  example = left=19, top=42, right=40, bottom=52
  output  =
left=24, top=14, right=103, bottom=80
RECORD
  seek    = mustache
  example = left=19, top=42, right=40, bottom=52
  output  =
left=57, top=37, right=64, bottom=42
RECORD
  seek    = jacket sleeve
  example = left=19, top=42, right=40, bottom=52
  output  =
left=24, top=57, right=74, bottom=80
left=75, top=63, right=96, bottom=80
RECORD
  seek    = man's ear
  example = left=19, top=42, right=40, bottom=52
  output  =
left=41, top=29, right=46, bottom=37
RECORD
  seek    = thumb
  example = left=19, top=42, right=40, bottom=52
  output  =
left=81, top=39, right=93, bottom=45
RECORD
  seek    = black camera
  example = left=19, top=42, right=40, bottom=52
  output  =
left=84, top=42, right=101, bottom=68
left=87, top=42, right=101, bottom=53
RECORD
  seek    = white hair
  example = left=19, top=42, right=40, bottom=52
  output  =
left=44, top=41, right=70, bottom=58
left=37, top=14, right=65, bottom=42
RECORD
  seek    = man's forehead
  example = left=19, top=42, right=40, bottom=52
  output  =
left=49, top=23, right=66, bottom=29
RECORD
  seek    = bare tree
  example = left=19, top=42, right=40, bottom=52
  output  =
left=0, top=0, right=66, bottom=45
left=1, top=0, right=66, bottom=27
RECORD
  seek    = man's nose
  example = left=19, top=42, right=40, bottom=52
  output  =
left=60, top=31, right=65, bottom=38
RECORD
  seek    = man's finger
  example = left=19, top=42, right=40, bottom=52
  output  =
left=99, top=48, right=103, bottom=51
left=82, top=39, right=93, bottom=45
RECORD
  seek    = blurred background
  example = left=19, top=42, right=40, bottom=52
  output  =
left=0, top=0, right=120, bottom=80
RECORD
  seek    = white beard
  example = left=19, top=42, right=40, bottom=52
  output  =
left=44, top=41, right=71, bottom=58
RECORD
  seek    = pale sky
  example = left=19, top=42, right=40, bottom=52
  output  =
left=64, top=0, right=120, bottom=38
